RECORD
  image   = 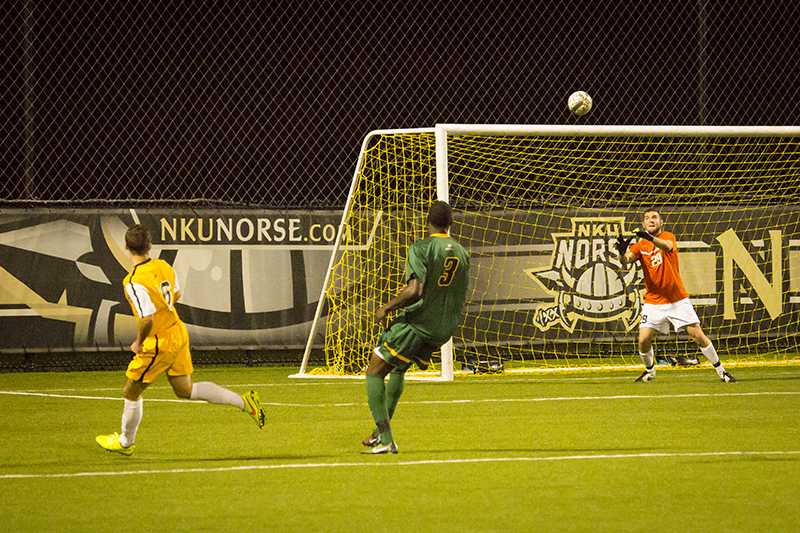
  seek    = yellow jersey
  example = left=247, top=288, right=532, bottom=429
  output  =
left=122, top=258, right=183, bottom=336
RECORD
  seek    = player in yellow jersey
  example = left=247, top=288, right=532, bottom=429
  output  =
left=95, top=225, right=266, bottom=456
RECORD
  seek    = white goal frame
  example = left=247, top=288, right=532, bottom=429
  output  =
left=292, top=124, right=800, bottom=380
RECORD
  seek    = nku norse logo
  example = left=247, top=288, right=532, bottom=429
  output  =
left=526, top=217, right=644, bottom=333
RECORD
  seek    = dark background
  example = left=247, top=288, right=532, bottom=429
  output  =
left=2, top=1, right=800, bottom=207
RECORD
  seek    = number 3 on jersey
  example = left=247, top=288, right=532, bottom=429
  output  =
left=438, top=257, right=460, bottom=287
left=160, top=281, right=174, bottom=310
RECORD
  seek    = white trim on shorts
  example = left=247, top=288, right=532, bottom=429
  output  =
left=374, top=346, right=388, bottom=363
left=640, top=298, right=700, bottom=334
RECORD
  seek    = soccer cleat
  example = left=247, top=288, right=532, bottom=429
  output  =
left=95, top=432, right=135, bottom=456
left=363, top=441, right=398, bottom=454
left=634, top=370, right=655, bottom=383
left=361, top=429, right=380, bottom=447
left=721, top=371, right=737, bottom=383
left=242, top=390, right=266, bottom=429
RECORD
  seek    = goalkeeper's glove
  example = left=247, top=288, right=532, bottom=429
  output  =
left=636, top=230, right=655, bottom=241
left=615, top=234, right=635, bottom=257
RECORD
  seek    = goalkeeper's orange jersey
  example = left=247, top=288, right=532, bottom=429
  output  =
left=629, top=231, right=689, bottom=304
left=122, top=258, right=183, bottom=336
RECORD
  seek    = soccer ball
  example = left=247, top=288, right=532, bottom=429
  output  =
left=568, top=91, right=593, bottom=116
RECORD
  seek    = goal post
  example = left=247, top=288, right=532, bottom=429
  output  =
left=294, top=124, right=800, bottom=379
left=291, top=128, right=444, bottom=380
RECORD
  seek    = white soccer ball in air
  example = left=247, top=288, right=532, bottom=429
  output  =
left=568, top=91, right=593, bottom=116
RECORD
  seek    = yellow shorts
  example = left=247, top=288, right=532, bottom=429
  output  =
left=126, top=322, right=193, bottom=384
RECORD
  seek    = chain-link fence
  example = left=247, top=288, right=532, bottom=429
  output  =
left=2, top=1, right=800, bottom=208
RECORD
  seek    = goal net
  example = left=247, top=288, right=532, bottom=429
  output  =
left=296, top=125, right=800, bottom=379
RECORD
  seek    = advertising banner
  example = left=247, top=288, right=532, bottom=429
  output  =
left=456, top=207, right=800, bottom=350
left=0, top=209, right=342, bottom=352
left=1, top=207, right=798, bottom=356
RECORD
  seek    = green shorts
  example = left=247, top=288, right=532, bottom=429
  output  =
left=374, top=321, right=438, bottom=371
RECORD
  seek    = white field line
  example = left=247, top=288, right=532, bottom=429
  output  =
left=0, top=391, right=200, bottom=403
left=1, top=450, right=798, bottom=481
left=18, top=382, right=372, bottom=392
left=10, top=368, right=800, bottom=393
left=1, top=389, right=799, bottom=408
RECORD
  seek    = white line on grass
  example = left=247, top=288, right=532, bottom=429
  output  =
left=12, top=369, right=800, bottom=393
left=262, top=391, right=800, bottom=408
left=0, top=391, right=199, bottom=403
left=15, top=381, right=370, bottom=393
left=1, top=450, right=798, bottom=480
left=1, top=389, right=799, bottom=408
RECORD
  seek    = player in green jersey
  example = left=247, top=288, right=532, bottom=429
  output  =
left=362, top=201, right=470, bottom=454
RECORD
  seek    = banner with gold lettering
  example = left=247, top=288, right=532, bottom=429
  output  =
left=456, top=206, right=800, bottom=354
left=1, top=207, right=798, bottom=358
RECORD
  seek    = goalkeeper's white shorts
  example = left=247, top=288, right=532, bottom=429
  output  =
left=640, top=298, right=700, bottom=334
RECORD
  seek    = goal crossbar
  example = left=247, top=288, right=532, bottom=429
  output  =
left=437, top=124, right=800, bottom=137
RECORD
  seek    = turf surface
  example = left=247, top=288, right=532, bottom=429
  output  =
left=0, top=365, right=798, bottom=532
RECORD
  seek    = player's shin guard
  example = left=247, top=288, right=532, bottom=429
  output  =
left=366, top=374, right=393, bottom=444
left=120, top=398, right=143, bottom=448
left=700, top=342, right=721, bottom=365
left=700, top=342, right=728, bottom=378
left=190, top=381, right=245, bottom=409
left=639, top=348, right=655, bottom=373
left=385, top=370, right=405, bottom=420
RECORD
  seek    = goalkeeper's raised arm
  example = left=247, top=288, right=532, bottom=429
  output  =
left=616, top=213, right=675, bottom=264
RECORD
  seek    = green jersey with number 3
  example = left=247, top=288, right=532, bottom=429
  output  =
left=399, top=233, right=470, bottom=345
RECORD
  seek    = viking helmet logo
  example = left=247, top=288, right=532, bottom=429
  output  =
left=526, top=217, right=644, bottom=333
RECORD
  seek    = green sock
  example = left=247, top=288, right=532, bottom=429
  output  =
left=385, top=370, right=405, bottom=420
left=366, top=374, right=392, bottom=444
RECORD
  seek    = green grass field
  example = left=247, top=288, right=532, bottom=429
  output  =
left=0, top=364, right=798, bottom=532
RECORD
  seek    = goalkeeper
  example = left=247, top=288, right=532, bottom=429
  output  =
left=616, top=209, right=735, bottom=383
left=362, top=201, right=470, bottom=454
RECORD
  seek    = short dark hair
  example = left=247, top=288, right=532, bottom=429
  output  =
left=642, top=208, right=662, bottom=218
left=428, top=200, right=453, bottom=229
left=125, top=224, right=151, bottom=255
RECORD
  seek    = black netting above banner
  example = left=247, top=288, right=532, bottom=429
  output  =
left=2, top=1, right=800, bottom=207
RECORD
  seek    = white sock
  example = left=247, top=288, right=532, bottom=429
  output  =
left=119, top=398, right=143, bottom=448
left=700, top=342, right=720, bottom=364
left=701, top=343, right=725, bottom=376
left=639, top=348, right=655, bottom=373
left=190, top=381, right=245, bottom=410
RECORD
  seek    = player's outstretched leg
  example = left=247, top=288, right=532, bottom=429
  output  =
left=686, top=324, right=735, bottom=382
left=363, top=368, right=406, bottom=447
left=363, top=353, right=398, bottom=454
left=96, top=379, right=147, bottom=455
left=170, top=375, right=267, bottom=428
